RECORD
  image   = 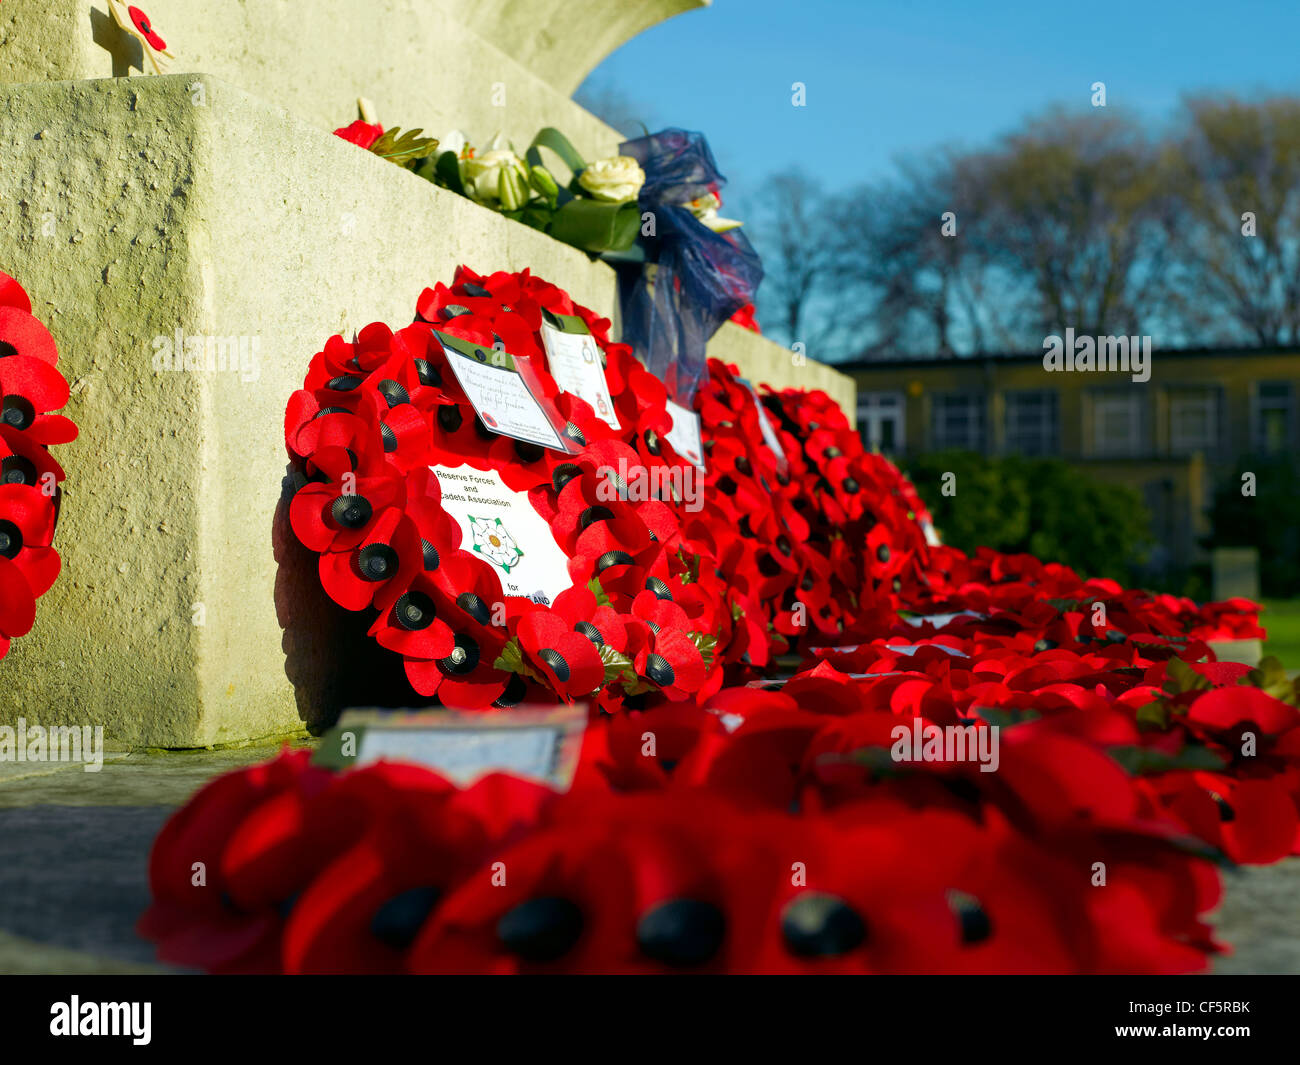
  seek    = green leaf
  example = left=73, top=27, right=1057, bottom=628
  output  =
left=688, top=632, right=718, bottom=670
left=588, top=577, right=611, bottom=607
left=433, top=149, right=465, bottom=195
left=519, top=203, right=554, bottom=232
left=547, top=198, right=641, bottom=253
left=971, top=706, right=1040, bottom=728
left=1107, top=744, right=1228, bottom=775
left=1136, top=700, right=1171, bottom=730
left=526, top=127, right=588, bottom=176
left=599, top=645, right=637, bottom=690
left=1244, top=655, right=1299, bottom=707
left=493, top=638, right=548, bottom=686
left=844, top=747, right=909, bottom=778
left=1163, top=656, right=1211, bottom=696
left=369, top=127, right=439, bottom=169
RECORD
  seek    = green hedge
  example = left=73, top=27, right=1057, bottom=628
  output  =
left=1208, top=454, right=1300, bottom=598
left=903, top=451, right=1152, bottom=584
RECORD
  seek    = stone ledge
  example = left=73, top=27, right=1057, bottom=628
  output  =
left=0, top=0, right=626, bottom=162
left=0, top=74, right=853, bottom=748
left=451, top=0, right=710, bottom=96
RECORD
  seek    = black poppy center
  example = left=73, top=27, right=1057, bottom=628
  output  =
left=645, top=576, right=673, bottom=601
left=331, top=494, right=372, bottom=529
left=414, top=358, right=442, bottom=387
left=370, top=885, right=441, bottom=950
left=595, top=549, right=634, bottom=574
left=0, top=519, right=22, bottom=559
left=497, top=897, right=584, bottom=962
left=437, top=405, right=464, bottom=433
left=438, top=634, right=480, bottom=676
left=636, top=898, right=725, bottom=967
left=1, top=455, right=37, bottom=486
left=781, top=892, right=867, bottom=957
left=395, top=591, right=435, bottom=630
left=514, top=441, right=544, bottom=464
left=552, top=463, right=581, bottom=494
left=456, top=591, right=491, bottom=625
left=579, top=505, right=614, bottom=530
left=645, top=653, right=675, bottom=688
left=2, top=396, right=34, bottom=431
left=537, top=648, right=570, bottom=683
left=378, top=379, right=409, bottom=408
left=357, top=543, right=398, bottom=582
left=947, top=890, right=992, bottom=945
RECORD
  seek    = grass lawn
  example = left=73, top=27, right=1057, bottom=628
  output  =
left=1260, top=599, right=1300, bottom=673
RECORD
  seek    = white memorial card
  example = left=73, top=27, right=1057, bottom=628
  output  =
left=432, top=464, right=573, bottom=606
left=665, top=398, right=705, bottom=469
left=540, top=312, right=620, bottom=430
left=436, top=330, right=566, bottom=452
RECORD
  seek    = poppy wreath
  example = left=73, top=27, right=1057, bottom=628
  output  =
left=285, top=266, right=746, bottom=710
left=0, top=271, right=77, bottom=659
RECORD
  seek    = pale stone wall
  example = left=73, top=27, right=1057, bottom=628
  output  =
left=0, top=0, right=625, bottom=160
left=447, top=0, right=710, bottom=96
left=0, top=1, right=854, bottom=746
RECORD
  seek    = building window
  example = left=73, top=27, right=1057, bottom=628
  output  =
left=931, top=393, right=985, bottom=451
left=1252, top=381, right=1293, bottom=454
left=1003, top=391, right=1059, bottom=456
left=1091, top=390, right=1142, bottom=457
left=1168, top=386, right=1219, bottom=454
left=858, top=392, right=904, bottom=454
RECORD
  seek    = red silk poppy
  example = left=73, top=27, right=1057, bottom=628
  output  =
left=128, top=6, right=167, bottom=51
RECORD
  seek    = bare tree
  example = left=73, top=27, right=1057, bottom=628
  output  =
left=976, top=108, right=1177, bottom=339
left=749, top=170, right=853, bottom=360
left=1168, top=95, right=1300, bottom=346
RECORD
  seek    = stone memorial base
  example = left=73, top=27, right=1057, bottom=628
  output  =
left=0, top=74, right=852, bottom=748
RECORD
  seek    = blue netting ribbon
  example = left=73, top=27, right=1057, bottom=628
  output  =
left=614, top=129, right=763, bottom=406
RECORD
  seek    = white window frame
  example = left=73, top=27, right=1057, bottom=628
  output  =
left=1091, top=390, right=1142, bottom=457
left=1250, top=381, right=1293, bottom=454
left=857, top=391, right=905, bottom=454
left=931, top=392, right=985, bottom=451
left=1168, top=387, right=1219, bottom=454
left=1003, top=390, right=1059, bottom=456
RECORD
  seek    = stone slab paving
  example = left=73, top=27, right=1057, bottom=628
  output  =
left=0, top=742, right=1295, bottom=973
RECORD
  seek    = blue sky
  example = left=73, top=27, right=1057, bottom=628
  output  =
left=577, top=0, right=1300, bottom=216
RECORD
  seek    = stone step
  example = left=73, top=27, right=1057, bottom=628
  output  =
left=0, top=73, right=853, bottom=748
left=1, top=0, right=633, bottom=162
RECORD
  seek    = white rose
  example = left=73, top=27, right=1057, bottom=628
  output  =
left=578, top=155, right=646, bottom=203
left=462, top=148, right=528, bottom=204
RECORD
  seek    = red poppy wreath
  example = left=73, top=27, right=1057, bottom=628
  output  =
left=285, top=266, right=735, bottom=711
left=0, top=271, right=78, bottom=659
